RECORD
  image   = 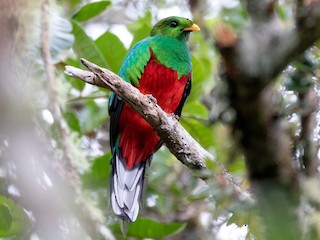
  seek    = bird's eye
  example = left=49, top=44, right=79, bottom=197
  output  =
left=170, top=21, right=178, bottom=28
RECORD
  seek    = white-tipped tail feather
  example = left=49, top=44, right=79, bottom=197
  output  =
left=111, top=152, right=146, bottom=222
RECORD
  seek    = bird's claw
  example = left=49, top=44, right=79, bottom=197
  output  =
left=169, top=113, right=180, bottom=120
left=146, top=94, right=157, bottom=104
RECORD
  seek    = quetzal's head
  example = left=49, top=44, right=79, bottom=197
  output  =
left=150, top=16, right=200, bottom=42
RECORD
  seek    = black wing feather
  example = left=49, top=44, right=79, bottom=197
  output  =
left=108, top=94, right=124, bottom=150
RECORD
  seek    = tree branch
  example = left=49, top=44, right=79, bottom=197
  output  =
left=213, top=1, right=320, bottom=239
left=40, top=0, right=71, bottom=166
left=64, top=59, right=244, bottom=197
left=299, top=84, right=318, bottom=176
left=215, top=0, right=320, bottom=182
left=237, top=1, right=320, bottom=82
left=65, top=60, right=213, bottom=169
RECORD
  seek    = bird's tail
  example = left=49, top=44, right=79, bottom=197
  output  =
left=110, top=150, right=146, bottom=222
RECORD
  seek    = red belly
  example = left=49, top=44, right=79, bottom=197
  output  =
left=119, top=56, right=190, bottom=169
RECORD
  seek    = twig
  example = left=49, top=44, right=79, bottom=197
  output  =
left=40, top=0, right=71, bottom=166
left=299, top=87, right=318, bottom=175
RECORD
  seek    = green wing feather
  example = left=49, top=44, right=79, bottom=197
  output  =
left=108, top=37, right=151, bottom=149
left=119, top=37, right=151, bottom=85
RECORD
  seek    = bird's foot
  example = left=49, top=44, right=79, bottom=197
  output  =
left=146, top=94, right=157, bottom=104
left=169, top=113, right=180, bottom=120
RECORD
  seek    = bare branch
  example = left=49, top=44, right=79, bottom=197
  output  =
left=64, top=59, right=246, bottom=197
left=67, top=59, right=213, bottom=170
left=65, top=66, right=107, bottom=88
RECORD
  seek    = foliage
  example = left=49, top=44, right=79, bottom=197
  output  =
left=1, top=0, right=320, bottom=239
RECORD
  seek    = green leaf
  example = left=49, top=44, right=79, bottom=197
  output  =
left=79, top=99, right=108, bottom=133
left=127, top=11, right=152, bottom=34
left=0, top=202, right=12, bottom=232
left=110, top=218, right=186, bottom=239
left=221, top=7, right=248, bottom=29
left=63, top=111, right=81, bottom=133
left=130, top=23, right=152, bottom=48
left=95, top=31, right=127, bottom=73
left=71, top=20, right=109, bottom=69
left=276, top=3, right=292, bottom=21
left=191, top=56, right=206, bottom=84
left=180, top=118, right=214, bottom=148
left=0, top=196, right=30, bottom=237
left=130, top=23, right=151, bottom=48
left=188, top=56, right=208, bottom=101
left=73, top=1, right=111, bottom=22
left=228, top=155, right=246, bottom=173
left=82, top=153, right=111, bottom=189
left=182, top=101, right=208, bottom=119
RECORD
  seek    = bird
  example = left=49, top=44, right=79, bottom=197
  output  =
left=109, top=16, right=200, bottom=223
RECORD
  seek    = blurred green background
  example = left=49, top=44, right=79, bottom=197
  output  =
left=1, top=0, right=319, bottom=239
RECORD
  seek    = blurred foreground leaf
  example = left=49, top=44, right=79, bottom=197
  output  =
left=0, top=196, right=30, bottom=238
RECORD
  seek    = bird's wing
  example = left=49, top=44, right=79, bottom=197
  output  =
left=118, top=37, right=151, bottom=86
left=108, top=37, right=151, bottom=150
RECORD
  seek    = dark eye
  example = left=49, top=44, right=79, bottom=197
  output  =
left=170, top=21, right=178, bottom=28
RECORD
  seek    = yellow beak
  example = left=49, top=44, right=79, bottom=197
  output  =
left=183, top=23, right=200, bottom=32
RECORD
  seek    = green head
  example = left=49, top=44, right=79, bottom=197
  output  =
left=150, top=16, right=200, bottom=42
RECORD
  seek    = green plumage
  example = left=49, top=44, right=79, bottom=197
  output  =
left=150, top=36, right=191, bottom=78
left=118, top=36, right=192, bottom=86
left=118, top=38, right=150, bottom=85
